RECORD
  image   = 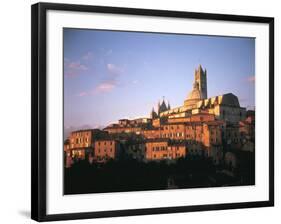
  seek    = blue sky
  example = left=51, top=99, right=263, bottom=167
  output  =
left=64, top=28, right=255, bottom=129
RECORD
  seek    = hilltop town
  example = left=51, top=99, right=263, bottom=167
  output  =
left=64, top=65, right=255, bottom=193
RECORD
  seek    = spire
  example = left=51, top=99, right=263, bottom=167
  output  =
left=198, top=64, right=203, bottom=73
left=157, top=97, right=168, bottom=115
left=151, top=107, right=157, bottom=119
left=167, top=101, right=171, bottom=110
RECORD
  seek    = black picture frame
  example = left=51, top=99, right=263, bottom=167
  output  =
left=31, top=2, right=274, bottom=222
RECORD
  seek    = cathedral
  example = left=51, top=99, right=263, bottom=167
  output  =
left=151, top=65, right=246, bottom=123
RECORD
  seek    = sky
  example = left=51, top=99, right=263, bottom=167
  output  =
left=63, top=28, right=255, bottom=130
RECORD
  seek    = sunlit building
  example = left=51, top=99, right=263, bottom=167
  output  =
left=65, top=65, right=252, bottom=166
left=157, top=65, right=246, bottom=123
left=94, top=139, right=121, bottom=162
left=145, top=139, right=186, bottom=160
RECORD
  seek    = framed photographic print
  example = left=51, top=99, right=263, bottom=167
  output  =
left=31, top=2, right=274, bottom=222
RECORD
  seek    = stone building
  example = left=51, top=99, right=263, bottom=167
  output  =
left=64, top=129, right=95, bottom=161
left=145, top=139, right=186, bottom=160
left=239, top=110, right=255, bottom=142
left=94, top=139, right=120, bottom=162
left=64, top=129, right=109, bottom=165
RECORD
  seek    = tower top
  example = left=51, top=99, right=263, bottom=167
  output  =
left=196, top=64, right=206, bottom=75
left=187, top=65, right=208, bottom=100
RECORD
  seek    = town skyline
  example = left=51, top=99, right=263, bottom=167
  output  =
left=64, top=28, right=255, bottom=130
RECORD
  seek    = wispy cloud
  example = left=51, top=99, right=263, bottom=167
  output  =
left=95, top=82, right=116, bottom=93
left=64, top=51, right=93, bottom=78
left=107, top=63, right=123, bottom=75
left=247, top=75, right=255, bottom=83
left=68, top=61, right=88, bottom=70
left=64, top=59, right=88, bottom=77
left=77, top=91, right=88, bottom=97
left=77, top=62, right=123, bottom=96
left=77, top=80, right=117, bottom=97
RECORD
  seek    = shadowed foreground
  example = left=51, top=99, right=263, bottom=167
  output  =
left=64, top=154, right=254, bottom=194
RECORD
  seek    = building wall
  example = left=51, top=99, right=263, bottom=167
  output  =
left=223, top=123, right=241, bottom=149
left=239, top=116, right=255, bottom=142
left=145, top=141, right=168, bottom=160
left=104, top=126, right=142, bottom=134
left=152, top=118, right=161, bottom=127
left=161, top=123, right=186, bottom=140
left=142, top=129, right=161, bottom=139
left=167, top=113, right=215, bottom=124
left=94, top=140, right=119, bottom=162
left=71, top=148, right=86, bottom=160
left=69, top=130, right=93, bottom=149
left=213, top=105, right=246, bottom=123
left=145, top=141, right=186, bottom=160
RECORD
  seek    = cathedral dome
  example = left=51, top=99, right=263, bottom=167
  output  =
left=184, top=82, right=202, bottom=108
left=187, top=82, right=202, bottom=100
left=187, top=87, right=202, bottom=100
